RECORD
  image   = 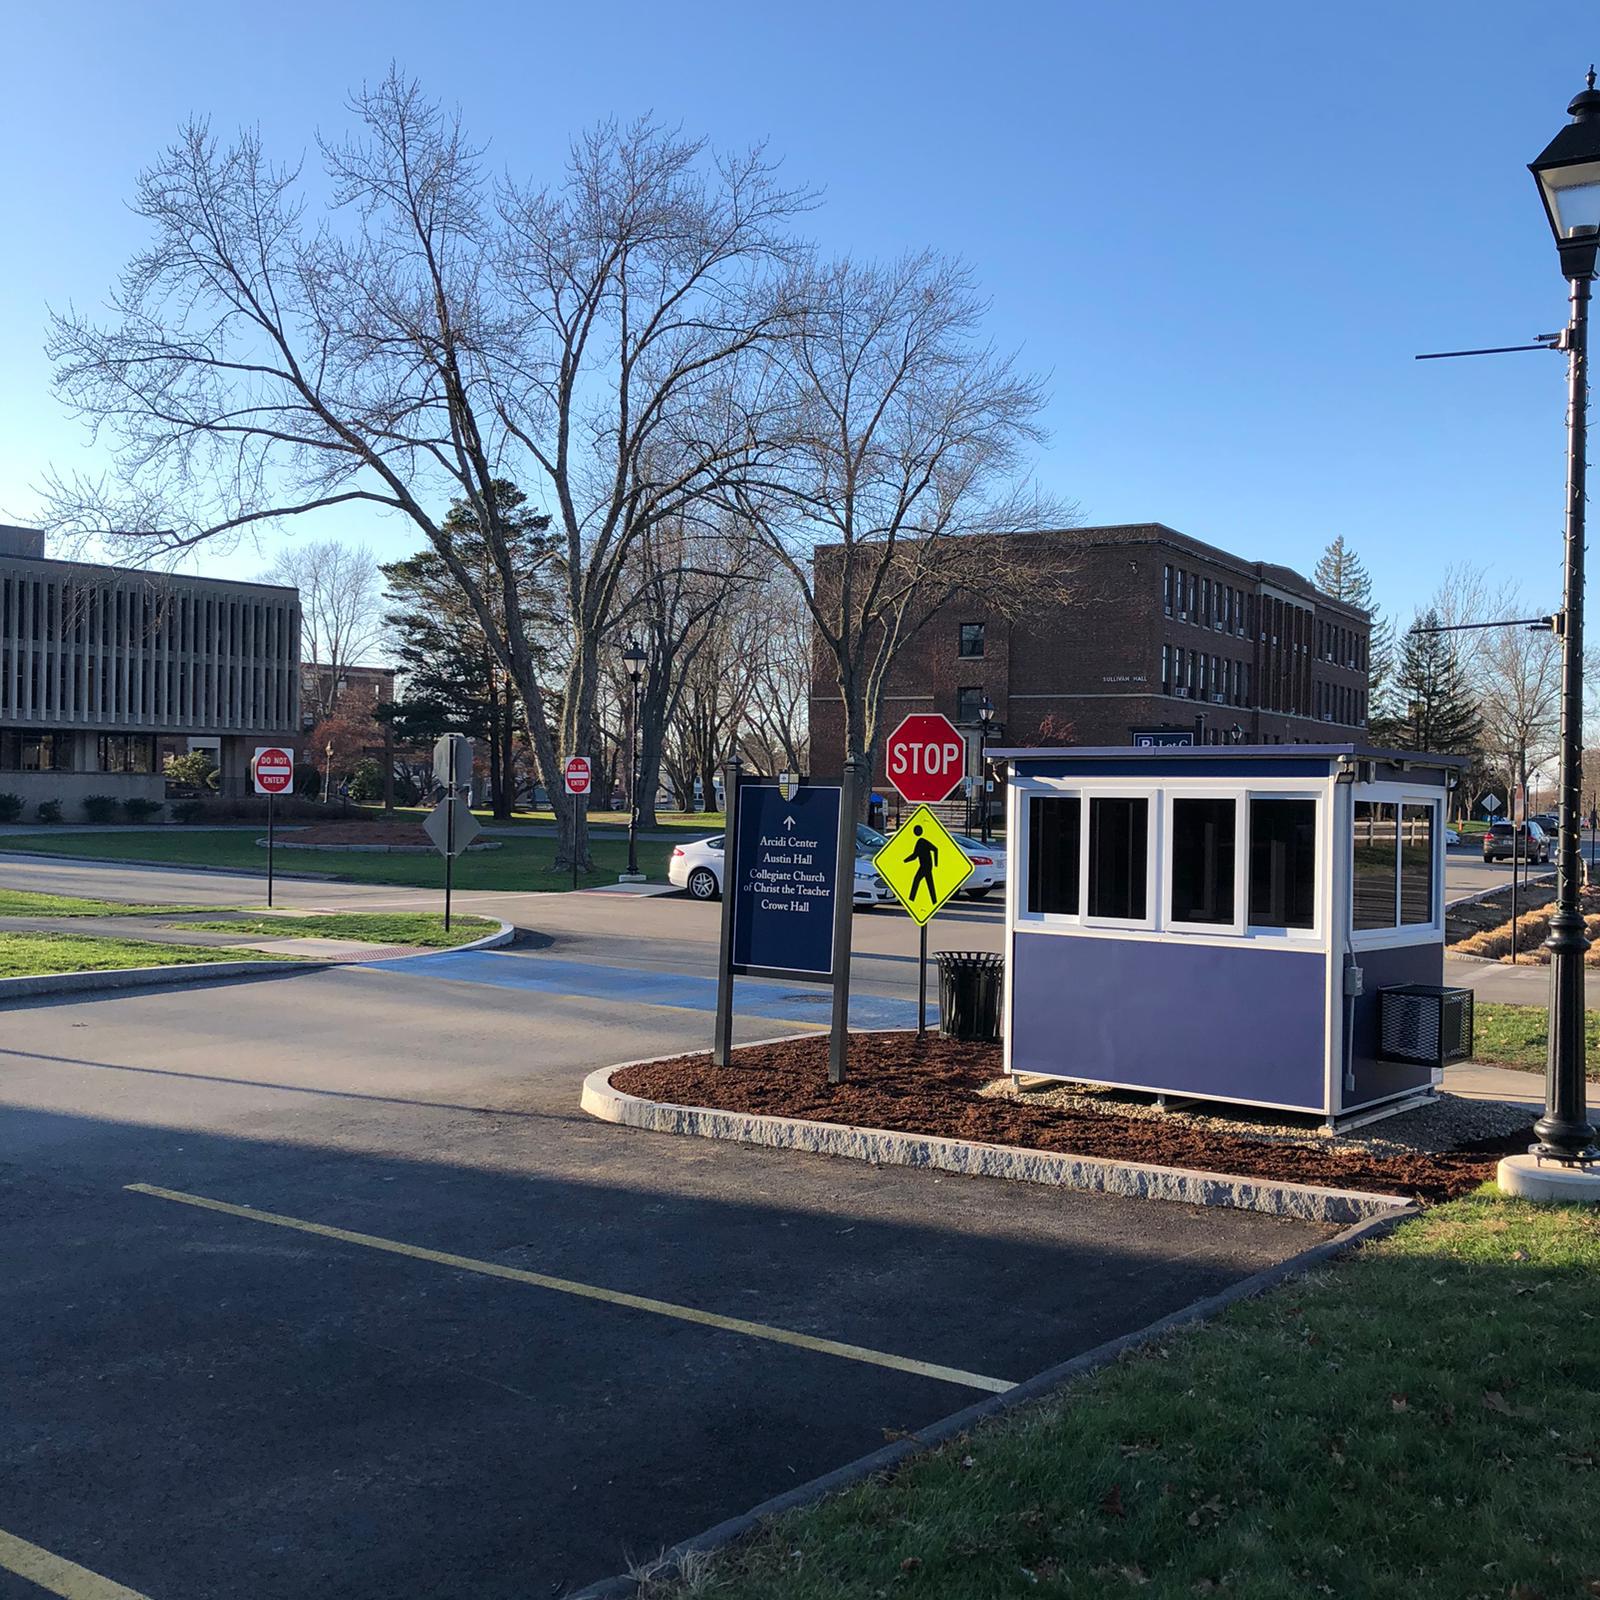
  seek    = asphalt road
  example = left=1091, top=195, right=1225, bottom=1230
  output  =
left=0, top=858, right=1339, bottom=1598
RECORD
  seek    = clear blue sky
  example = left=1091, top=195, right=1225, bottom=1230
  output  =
left=0, top=0, right=1593, bottom=627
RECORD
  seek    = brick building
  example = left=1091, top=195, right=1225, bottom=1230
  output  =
left=809, top=523, right=1371, bottom=787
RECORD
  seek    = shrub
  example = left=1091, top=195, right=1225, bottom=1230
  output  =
left=163, top=750, right=220, bottom=790
left=0, top=793, right=24, bottom=823
left=37, top=799, right=63, bottom=824
left=123, top=797, right=164, bottom=823
left=294, top=762, right=322, bottom=800
left=170, top=799, right=205, bottom=824
left=82, top=794, right=120, bottom=824
left=347, top=758, right=386, bottom=803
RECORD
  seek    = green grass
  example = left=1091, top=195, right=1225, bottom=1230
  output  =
left=169, top=912, right=497, bottom=948
left=0, top=931, right=290, bottom=979
left=0, top=888, right=218, bottom=917
left=1472, top=1001, right=1600, bottom=1079
left=375, top=804, right=723, bottom=832
left=0, top=829, right=673, bottom=891
left=652, top=1193, right=1600, bottom=1600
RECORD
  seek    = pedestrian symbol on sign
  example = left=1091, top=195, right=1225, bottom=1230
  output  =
left=904, top=825, right=939, bottom=906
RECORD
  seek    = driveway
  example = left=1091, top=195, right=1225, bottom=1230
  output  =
left=0, top=958, right=1332, bottom=1598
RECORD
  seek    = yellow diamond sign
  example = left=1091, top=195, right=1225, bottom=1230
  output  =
left=874, top=805, right=973, bottom=926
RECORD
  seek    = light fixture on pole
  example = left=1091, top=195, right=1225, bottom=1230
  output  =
left=620, top=639, right=647, bottom=881
left=1523, top=71, right=1600, bottom=1170
left=977, top=697, right=996, bottom=844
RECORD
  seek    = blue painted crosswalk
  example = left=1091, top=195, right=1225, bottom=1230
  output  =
left=360, top=949, right=922, bottom=1030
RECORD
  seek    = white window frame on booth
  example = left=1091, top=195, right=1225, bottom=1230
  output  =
left=1346, top=783, right=1446, bottom=952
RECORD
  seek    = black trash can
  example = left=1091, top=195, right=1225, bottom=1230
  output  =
left=934, top=950, right=1004, bottom=1042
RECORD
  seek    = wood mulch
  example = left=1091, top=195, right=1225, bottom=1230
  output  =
left=272, top=822, right=430, bottom=845
left=612, top=1033, right=1532, bottom=1205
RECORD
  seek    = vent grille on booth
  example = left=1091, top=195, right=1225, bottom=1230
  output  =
left=1378, top=985, right=1474, bottom=1068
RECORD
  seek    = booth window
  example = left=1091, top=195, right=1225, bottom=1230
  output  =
left=1171, top=797, right=1235, bottom=925
left=1027, top=795, right=1080, bottom=915
left=1088, top=797, right=1148, bottom=920
left=1400, top=804, right=1434, bottom=925
left=1353, top=801, right=1399, bottom=930
left=1248, top=798, right=1315, bottom=929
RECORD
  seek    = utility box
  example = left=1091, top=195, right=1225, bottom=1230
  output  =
left=997, top=744, right=1466, bottom=1124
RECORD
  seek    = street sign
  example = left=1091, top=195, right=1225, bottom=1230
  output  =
left=1482, top=794, right=1502, bottom=815
left=433, top=734, right=473, bottom=790
left=874, top=804, right=973, bottom=926
left=563, top=755, right=592, bottom=796
left=1132, top=729, right=1196, bottom=748
left=729, top=778, right=843, bottom=980
left=423, top=795, right=482, bottom=858
left=884, top=713, right=965, bottom=803
left=251, top=746, right=294, bottom=795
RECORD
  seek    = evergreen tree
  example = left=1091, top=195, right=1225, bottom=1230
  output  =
left=380, top=482, right=561, bottom=817
left=1314, top=535, right=1398, bottom=732
left=1391, top=609, right=1482, bottom=755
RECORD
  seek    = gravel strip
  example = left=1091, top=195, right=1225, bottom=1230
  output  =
left=987, top=1078, right=1532, bottom=1155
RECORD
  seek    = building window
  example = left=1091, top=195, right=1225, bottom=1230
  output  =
left=1027, top=795, right=1080, bottom=915
left=1088, top=796, right=1148, bottom=920
left=98, top=734, right=155, bottom=774
left=956, top=685, right=986, bottom=724
left=1353, top=801, right=1399, bottom=930
left=1177, top=571, right=1189, bottom=621
left=1401, top=804, right=1434, bottom=925
left=1161, top=643, right=1170, bottom=692
left=1163, top=565, right=1173, bottom=616
left=958, top=622, right=986, bottom=659
left=1248, top=798, right=1316, bottom=929
left=1171, top=797, right=1236, bottom=925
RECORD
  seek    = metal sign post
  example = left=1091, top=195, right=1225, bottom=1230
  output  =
left=424, top=735, right=478, bottom=932
left=712, top=758, right=743, bottom=1068
left=251, top=747, right=294, bottom=909
left=268, top=791, right=275, bottom=908
left=827, top=757, right=864, bottom=1084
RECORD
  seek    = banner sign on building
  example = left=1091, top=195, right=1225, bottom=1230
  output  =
left=1131, top=728, right=1196, bottom=748
left=729, top=778, right=843, bottom=981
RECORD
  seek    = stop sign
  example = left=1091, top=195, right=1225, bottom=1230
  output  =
left=563, top=755, right=592, bottom=796
left=251, top=747, right=294, bottom=796
left=884, top=713, right=966, bottom=804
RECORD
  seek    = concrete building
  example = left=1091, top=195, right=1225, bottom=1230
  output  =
left=810, top=523, right=1372, bottom=788
left=0, top=525, right=301, bottom=812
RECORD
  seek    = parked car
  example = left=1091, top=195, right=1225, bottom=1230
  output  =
left=862, top=822, right=1008, bottom=899
left=1532, top=812, right=1560, bottom=838
left=667, top=834, right=889, bottom=906
left=1482, top=819, right=1550, bottom=863
left=1443, top=826, right=1462, bottom=847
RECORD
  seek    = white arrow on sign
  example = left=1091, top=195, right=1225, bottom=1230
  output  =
left=783, top=814, right=797, bottom=828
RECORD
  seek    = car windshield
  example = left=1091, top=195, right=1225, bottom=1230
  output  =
left=856, top=823, right=887, bottom=850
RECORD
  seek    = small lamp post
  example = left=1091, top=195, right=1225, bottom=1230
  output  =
left=978, top=697, right=996, bottom=844
left=1525, top=71, right=1600, bottom=1166
left=621, top=639, right=647, bottom=881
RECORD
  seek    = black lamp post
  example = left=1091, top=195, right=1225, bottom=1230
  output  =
left=1528, top=71, right=1600, bottom=1164
left=621, top=639, right=647, bottom=880
left=978, top=697, right=996, bottom=844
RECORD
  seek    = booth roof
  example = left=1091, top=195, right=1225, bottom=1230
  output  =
left=991, top=743, right=1470, bottom=769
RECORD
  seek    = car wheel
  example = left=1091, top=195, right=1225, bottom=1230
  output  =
left=686, top=866, right=720, bottom=901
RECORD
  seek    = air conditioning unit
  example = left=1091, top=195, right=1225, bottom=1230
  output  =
left=1322, top=713, right=1334, bottom=722
left=1174, top=686, right=1190, bottom=698
left=1211, top=693, right=1226, bottom=703
left=1379, top=986, right=1473, bottom=1068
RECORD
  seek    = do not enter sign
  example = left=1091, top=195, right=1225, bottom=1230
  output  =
left=563, top=755, right=592, bottom=796
left=884, top=713, right=965, bottom=804
left=252, top=747, right=294, bottom=796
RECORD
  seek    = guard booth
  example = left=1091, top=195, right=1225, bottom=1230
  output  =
left=998, top=744, right=1469, bottom=1125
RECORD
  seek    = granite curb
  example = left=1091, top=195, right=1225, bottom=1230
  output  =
left=0, top=918, right=515, bottom=1006
left=581, top=1056, right=1413, bottom=1226
left=566, top=1203, right=1415, bottom=1599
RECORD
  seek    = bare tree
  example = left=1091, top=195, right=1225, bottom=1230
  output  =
left=736, top=571, right=811, bottom=774
left=733, top=252, right=1073, bottom=790
left=264, top=540, right=385, bottom=723
left=42, top=73, right=811, bottom=870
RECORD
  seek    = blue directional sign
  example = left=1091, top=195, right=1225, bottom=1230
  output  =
left=1131, top=729, right=1195, bottom=748
left=729, top=779, right=843, bottom=981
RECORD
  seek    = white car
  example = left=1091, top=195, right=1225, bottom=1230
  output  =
left=668, top=835, right=889, bottom=906
left=1444, top=827, right=1461, bottom=847
left=860, top=823, right=1007, bottom=899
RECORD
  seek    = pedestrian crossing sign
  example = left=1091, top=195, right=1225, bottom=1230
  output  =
left=873, top=805, right=973, bottom=926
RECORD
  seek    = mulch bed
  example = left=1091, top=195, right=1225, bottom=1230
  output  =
left=272, top=823, right=430, bottom=845
left=612, top=1033, right=1534, bottom=1205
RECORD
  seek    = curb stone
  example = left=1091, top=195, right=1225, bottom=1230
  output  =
left=565, top=1204, right=1415, bottom=1600
left=0, top=919, right=515, bottom=1006
left=581, top=1058, right=1413, bottom=1226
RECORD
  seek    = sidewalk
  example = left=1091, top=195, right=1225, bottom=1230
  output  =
left=1443, top=952, right=1600, bottom=1005
left=1440, top=1059, right=1543, bottom=1108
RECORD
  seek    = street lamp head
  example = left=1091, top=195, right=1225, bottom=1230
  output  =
left=978, top=696, right=995, bottom=725
left=620, top=639, right=647, bottom=683
left=1530, top=67, right=1600, bottom=279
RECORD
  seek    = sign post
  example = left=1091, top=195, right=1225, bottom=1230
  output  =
left=882, top=713, right=967, bottom=1034
left=873, top=804, right=973, bottom=1036
left=828, top=757, right=864, bottom=1084
left=563, top=756, right=592, bottom=891
left=427, top=735, right=476, bottom=930
left=251, top=747, right=295, bottom=907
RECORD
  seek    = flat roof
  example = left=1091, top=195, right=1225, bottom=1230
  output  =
left=0, top=547, right=297, bottom=597
left=994, top=743, right=1469, bottom=768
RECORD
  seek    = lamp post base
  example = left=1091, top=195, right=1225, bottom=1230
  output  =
left=1498, top=1153, right=1600, bottom=1205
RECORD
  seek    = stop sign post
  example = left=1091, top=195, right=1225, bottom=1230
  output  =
left=251, top=746, right=295, bottom=907
left=885, top=713, right=966, bottom=804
